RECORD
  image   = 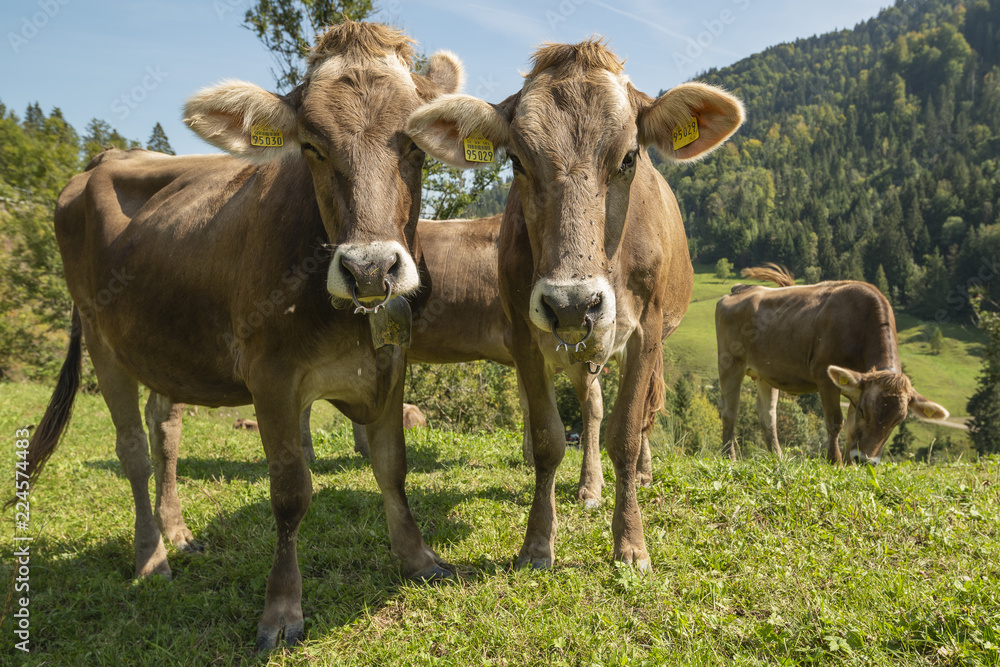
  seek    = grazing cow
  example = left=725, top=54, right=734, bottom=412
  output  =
left=347, top=215, right=634, bottom=508
left=19, top=22, right=464, bottom=650
left=407, top=40, right=744, bottom=571
left=715, top=265, right=949, bottom=464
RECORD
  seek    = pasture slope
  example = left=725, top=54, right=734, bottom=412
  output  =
left=1, top=381, right=997, bottom=665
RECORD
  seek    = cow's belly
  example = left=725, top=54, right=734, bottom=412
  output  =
left=746, top=363, right=818, bottom=395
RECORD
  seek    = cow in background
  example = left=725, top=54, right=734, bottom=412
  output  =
left=715, top=264, right=949, bottom=464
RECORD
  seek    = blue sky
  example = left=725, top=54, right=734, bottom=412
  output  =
left=2, top=0, right=892, bottom=156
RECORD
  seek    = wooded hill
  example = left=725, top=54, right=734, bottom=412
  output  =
left=657, top=0, right=1000, bottom=322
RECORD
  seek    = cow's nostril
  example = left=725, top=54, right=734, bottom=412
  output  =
left=587, top=293, right=602, bottom=315
left=540, top=295, right=559, bottom=328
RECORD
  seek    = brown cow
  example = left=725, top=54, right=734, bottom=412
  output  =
left=19, top=22, right=463, bottom=650
left=346, top=215, right=630, bottom=508
left=407, top=40, right=744, bottom=571
left=715, top=264, right=949, bottom=464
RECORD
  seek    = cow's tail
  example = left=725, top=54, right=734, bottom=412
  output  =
left=5, top=307, right=83, bottom=508
left=741, top=263, right=795, bottom=287
left=642, top=351, right=667, bottom=435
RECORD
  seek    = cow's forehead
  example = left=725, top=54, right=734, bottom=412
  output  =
left=299, top=58, right=421, bottom=139
left=513, top=69, right=636, bottom=157
left=309, top=52, right=416, bottom=91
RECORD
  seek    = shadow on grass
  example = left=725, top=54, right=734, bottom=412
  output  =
left=83, top=439, right=474, bottom=482
left=0, top=474, right=529, bottom=663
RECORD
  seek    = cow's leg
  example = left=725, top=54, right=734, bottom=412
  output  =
left=572, top=368, right=605, bottom=508
left=365, top=348, right=450, bottom=579
left=818, top=384, right=845, bottom=464
left=637, top=432, right=653, bottom=488
left=518, top=382, right=534, bottom=466
left=603, top=331, right=660, bottom=572
left=719, top=361, right=745, bottom=460
left=85, top=329, right=170, bottom=578
left=513, top=341, right=564, bottom=570
left=755, top=378, right=783, bottom=458
left=300, top=403, right=315, bottom=463
left=253, top=388, right=311, bottom=650
left=352, top=421, right=370, bottom=458
left=145, top=392, right=201, bottom=553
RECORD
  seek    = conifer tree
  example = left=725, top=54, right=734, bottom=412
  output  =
left=146, top=122, right=175, bottom=155
left=967, top=288, right=1000, bottom=457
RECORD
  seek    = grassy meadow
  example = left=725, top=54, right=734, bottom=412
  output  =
left=1, top=380, right=998, bottom=666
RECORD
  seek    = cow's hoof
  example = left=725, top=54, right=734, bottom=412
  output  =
left=255, top=620, right=304, bottom=652
left=581, top=497, right=601, bottom=510
left=633, top=558, right=652, bottom=573
left=177, top=538, right=204, bottom=553
left=514, top=555, right=552, bottom=570
left=411, top=563, right=454, bottom=582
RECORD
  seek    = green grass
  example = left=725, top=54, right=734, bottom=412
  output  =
left=2, top=381, right=998, bottom=665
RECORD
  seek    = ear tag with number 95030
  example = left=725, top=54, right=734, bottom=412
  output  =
left=250, top=124, right=283, bottom=148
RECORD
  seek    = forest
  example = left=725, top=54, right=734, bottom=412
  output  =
left=657, top=0, right=1000, bottom=324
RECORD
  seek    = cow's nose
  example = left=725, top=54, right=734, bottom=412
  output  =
left=540, top=291, right=603, bottom=332
left=327, top=240, right=420, bottom=305
left=340, top=253, right=398, bottom=298
left=849, top=449, right=881, bottom=466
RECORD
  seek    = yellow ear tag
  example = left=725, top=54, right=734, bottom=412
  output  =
left=924, top=407, right=935, bottom=418
left=250, top=124, right=283, bottom=148
left=839, top=377, right=849, bottom=386
left=672, top=116, right=699, bottom=151
left=463, top=131, right=494, bottom=163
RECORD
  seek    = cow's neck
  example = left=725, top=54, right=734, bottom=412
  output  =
left=863, top=316, right=900, bottom=374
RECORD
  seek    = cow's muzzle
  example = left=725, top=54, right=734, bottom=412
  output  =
left=849, top=448, right=881, bottom=466
left=529, top=277, right=615, bottom=355
left=327, top=241, right=420, bottom=307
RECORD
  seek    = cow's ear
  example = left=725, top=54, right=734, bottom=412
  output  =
left=184, top=80, right=299, bottom=161
left=420, top=50, right=465, bottom=96
left=636, top=82, right=744, bottom=162
left=827, top=365, right=863, bottom=403
left=406, top=93, right=511, bottom=169
left=910, top=394, right=949, bottom=421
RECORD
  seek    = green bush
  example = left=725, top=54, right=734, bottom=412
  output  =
left=404, top=361, right=520, bottom=433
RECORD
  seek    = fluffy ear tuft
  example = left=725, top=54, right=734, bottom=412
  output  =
left=183, top=80, right=299, bottom=161
left=827, top=365, right=863, bottom=402
left=406, top=94, right=508, bottom=169
left=422, top=50, right=465, bottom=95
left=637, top=82, right=744, bottom=162
left=910, top=394, right=949, bottom=421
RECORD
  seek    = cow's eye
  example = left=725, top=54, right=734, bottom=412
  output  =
left=619, top=150, right=637, bottom=173
left=509, top=153, right=524, bottom=173
left=302, top=142, right=326, bottom=161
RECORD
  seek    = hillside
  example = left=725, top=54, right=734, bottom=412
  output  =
left=658, top=0, right=1000, bottom=323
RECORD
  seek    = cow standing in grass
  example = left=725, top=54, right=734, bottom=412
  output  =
left=346, top=214, right=639, bottom=508
left=18, top=22, right=464, bottom=650
left=407, top=40, right=745, bottom=571
left=715, top=265, right=949, bottom=464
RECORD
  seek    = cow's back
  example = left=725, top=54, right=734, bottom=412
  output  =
left=716, top=280, right=896, bottom=392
